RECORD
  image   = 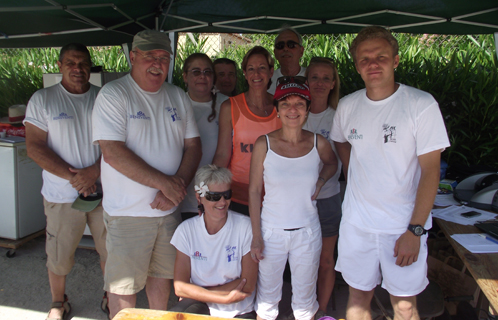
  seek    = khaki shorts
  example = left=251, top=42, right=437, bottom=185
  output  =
left=44, top=198, right=107, bottom=276
left=103, top=208, right=181, bottom=295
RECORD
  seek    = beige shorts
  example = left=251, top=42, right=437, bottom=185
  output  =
left=103, top=208, right=181, bottom=295
left=44, top=198, right=107, bottom=276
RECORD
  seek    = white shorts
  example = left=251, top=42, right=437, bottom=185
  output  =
left=256, top=222, right=321, bottom=320
left=335, top=221, right=428, bottom=297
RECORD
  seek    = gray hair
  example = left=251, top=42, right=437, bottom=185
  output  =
left=276, top=25, right=303, bottom=46
left=194, top=164, right=232, bottom=187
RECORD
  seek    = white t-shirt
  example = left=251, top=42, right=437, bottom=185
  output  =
left=24, top=83, right=101, bottom=203
left=181, top=93, right=229, bottom=213
left=92, top=74, right=199, bottom=217
left=267, top=66, right=307, bottom=94
left=331, top=84, right=450, bottom=234
left=170, top=211, right=255, bottom=318
left=303, top=107, right=342, bottom=199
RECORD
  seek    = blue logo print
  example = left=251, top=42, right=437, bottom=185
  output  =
left=166, top=107, right=181, bottom=122
left=129, top=111, right=151, bottom=120
left=53, top=112, right=74, bottom=120
left=225, top=245, right=238, bottom=262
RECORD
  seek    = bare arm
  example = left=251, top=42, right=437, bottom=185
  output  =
left=212, top=99, right=233, bottom=167
left=206, top=252, right=258, bottom=294
left=334, top=141, right=351, bottom=181
left=312, top=134, right=338, bottom=200
left=99, top=140, right=186, bottom=206
left=173, top=250, right=251, bottom=304
left=248, top=135, right=267, bottom=263
left=394, top=150, right=441, bottom=267
left=26, top=123, right=98, bottom=195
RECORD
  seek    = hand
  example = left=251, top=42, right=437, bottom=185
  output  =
left=394, top=231, right=421, bottom=267
left=225, top=279, right=250, bottom=304
left=250, top=235, right=265, bottom=263
left=150, top=191, right=176, bottom=211
left=160, top=175, right=186, bottom=206
left=311, top=178, right=326, bottom=201
left=69, top=165, right=99, bottom=194
left=81, top=184, right=97, bottom=197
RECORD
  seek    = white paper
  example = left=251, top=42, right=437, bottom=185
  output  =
left=431, top=205, right=498, bottom=225
left=450, top=233, right=498, bottom=253
left=434, top=194, right=461, bottom=206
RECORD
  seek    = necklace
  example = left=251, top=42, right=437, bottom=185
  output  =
left=246, top=95, right=270, bottom=116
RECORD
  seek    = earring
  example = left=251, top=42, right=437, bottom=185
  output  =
left=277, top=113, right=280, bottom=118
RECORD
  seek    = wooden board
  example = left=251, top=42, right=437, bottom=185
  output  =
left=114, top=309, right=233, bottom=320
left=435, top=218, right=498, bottom=312
left=0, top=229, right=45, bottom=250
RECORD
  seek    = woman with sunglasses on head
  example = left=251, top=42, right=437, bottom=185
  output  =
left=249, top=78, right=337, bottom=320
left=302, top=57, right=342, bottom=318
left=212, top=46, right=281, bottom=216
left=181, top=53, right=230, bottom=221
left=171, top=164, right=258, bottom=319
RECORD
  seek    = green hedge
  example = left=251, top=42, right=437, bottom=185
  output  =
left=1, top=34, right=496, bottom=168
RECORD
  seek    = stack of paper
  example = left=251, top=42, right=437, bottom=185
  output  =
left=451, top=233, right=498, bottom=253
left=431, top=205, right=498, bottom=225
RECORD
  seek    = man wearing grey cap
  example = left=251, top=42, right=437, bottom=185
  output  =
left=92, top=30, right=201, bottom=318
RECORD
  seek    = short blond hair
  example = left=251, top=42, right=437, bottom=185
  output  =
left=349, top=26, right=398, bottom=63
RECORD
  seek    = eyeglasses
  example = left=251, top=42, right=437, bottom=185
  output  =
left=133, top=51, right=171, bottom=64
left=188, top=69, right=214, bottom=77
left=204, top=189, right=232, bottom=202
left=277, top=76, right=307, bottom=86
left=274, top=40, right=301, bottom=50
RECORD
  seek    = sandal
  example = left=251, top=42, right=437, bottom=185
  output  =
left=46, top=294, right=71, bottom=320
left=101, top=291, right=110, bottom=318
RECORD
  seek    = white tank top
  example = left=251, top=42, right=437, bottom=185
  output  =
left=261, top=134, right=320, bottom=229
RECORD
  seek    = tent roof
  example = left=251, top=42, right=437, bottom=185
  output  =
left=1, top=0, right=498, bottom=48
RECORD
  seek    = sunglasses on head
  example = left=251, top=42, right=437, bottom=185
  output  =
left=188, top=69, right=214, bottom=77
left=204, top=189, right=232, bottom=202
left=277, top=76, right=307, bottom=86
left=274, top=40, right=300, bottom=50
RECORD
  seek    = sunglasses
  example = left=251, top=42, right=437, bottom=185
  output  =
left=188, top=69, right=214, bottom=77
left=277, top=75, right=307, bottom=86
left=204, top=189, right=232, bottom=202
left=274, top=40, right=301, bottom=50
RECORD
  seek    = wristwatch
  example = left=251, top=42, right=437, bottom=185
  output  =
left=407, top=224, right=427, bottom=236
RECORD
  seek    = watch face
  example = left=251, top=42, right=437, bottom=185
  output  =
left=414, top=226, right=424, bottom=236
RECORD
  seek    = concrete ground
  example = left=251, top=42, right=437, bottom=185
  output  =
left=0, top=235, right=348, bottom=320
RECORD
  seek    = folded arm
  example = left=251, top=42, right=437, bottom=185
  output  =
left=173, top=250, right=255, bottom=304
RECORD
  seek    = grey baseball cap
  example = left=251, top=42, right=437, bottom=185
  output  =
left=132, top=30, right=173, bottom=55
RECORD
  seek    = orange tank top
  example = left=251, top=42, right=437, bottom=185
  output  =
left=229, top=93, right=281, bottom=205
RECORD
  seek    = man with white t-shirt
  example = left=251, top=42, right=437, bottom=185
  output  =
left=25, top=43, right=106, bottom=320
left=331, top=26, right=450, bottom=320
left=92, top=30, right=201, bottom=319
left=268, top=26, right=306, bottom=94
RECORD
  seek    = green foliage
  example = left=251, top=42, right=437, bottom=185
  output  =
left=0, top=46, right=129, bottom=116
left=0, top=33, right=496, bottom=167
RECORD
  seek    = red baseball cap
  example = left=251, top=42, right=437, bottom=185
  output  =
left=274, top=76, right=311, bottom=102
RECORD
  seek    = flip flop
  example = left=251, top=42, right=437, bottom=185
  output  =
left=101, top=291, right=110, bottom=317
left=46, top=294, right=71, bottom=320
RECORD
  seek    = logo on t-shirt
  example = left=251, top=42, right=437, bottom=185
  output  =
left=191, top=251, right=207, bottom=261
left=225, top=245, right=239, bottom=262
left=129, top=111, right=151, bottom=120
left=348, top=128, right=363, bottom=140
left=166, top=107, right=181, bottom=122
left=383, top=124, right=396, bottom=143
left=52, top=112, right=74, bottom=120
left=240, top=142, right=253, bottom=153
left=319, top=129, right=330, bottom=140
